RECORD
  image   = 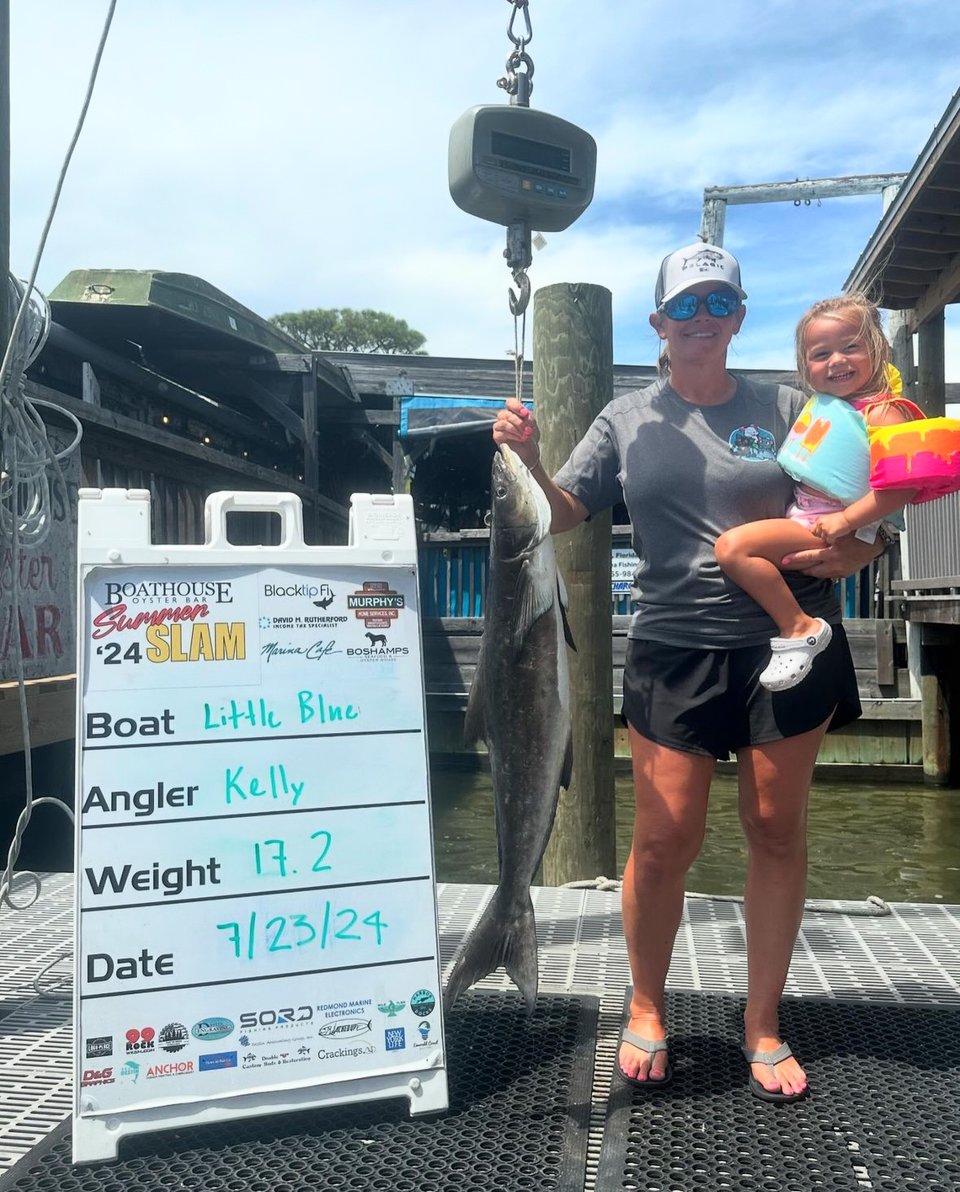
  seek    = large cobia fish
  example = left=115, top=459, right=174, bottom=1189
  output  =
left=443, top=443, right=574, bottom=1013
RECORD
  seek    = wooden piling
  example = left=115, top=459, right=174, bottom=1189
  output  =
left=533, top=282, right=618, bottom=885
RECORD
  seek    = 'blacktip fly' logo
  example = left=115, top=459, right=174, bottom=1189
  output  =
left=347, top=581, right=405, bottom=629
left=313, top=583, right=335, bottom=610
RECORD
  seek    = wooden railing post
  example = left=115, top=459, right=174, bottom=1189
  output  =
left=534, top=282, right=618, bottom=885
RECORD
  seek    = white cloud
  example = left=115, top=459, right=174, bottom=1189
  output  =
left=8, top=1, right=960, bottom=376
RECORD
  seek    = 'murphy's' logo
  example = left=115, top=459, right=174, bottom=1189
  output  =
left=347, top=582, right=405, bottom=629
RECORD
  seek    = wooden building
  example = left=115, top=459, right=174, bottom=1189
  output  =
left=1, top=270, right=389, bottom=756
left=845, top=85, right=960, bottom=783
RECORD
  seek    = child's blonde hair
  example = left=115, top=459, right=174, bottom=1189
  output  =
left=795, top=292, right=891, bottom=396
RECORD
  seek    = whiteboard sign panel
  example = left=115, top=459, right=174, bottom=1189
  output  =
left=74, top=491, right=447, bottom=1162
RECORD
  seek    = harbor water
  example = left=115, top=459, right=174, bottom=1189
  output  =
left=430, top=768, right=960, bottom=904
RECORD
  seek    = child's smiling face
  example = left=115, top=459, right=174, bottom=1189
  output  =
left=803, top=315, right=874, bottom=399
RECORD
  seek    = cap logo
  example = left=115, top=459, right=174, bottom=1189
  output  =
left=682, top=248, right=726, bottom=274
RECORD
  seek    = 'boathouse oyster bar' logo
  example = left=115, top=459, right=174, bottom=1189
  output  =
left=102, top=579, right=235, bottom=607
left=89, top=577, right=246, bottom=664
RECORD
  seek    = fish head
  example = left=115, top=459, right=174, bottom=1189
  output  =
left=491, top=444, right=552, bottom=559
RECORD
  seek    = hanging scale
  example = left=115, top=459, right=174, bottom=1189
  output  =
left=448, top=0, right=597, bottom=402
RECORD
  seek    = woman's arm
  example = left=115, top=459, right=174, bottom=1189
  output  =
left=780, top=533, right=884, bottom=579
left=492, top=398, right=589, bottom=534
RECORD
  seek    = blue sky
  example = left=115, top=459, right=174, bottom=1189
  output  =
left=8, top=1, right=960, bottom=379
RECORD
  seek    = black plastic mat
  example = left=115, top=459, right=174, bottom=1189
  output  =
left=0, top=990, right=595, bottom=1192
left=598, top=988, right=960, bottom=1191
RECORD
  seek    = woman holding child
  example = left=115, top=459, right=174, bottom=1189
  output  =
left=492, top=242, right=897, bottom=1101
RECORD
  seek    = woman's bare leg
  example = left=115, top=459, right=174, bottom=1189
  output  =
left=735, top=715, right=831, bottom=1096
left=619, top=726, right=715, bottom=1082
left=716, top=519, right=827, bottom=638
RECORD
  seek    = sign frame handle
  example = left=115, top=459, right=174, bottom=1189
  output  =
left=204, top=492, right=306, bottom=550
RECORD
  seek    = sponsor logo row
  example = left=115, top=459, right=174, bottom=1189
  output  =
left=84, top=991, right=438, bottom=1069
left=81, top=1053, right=238, bottom=1087
left=85, top=1018, right=231, bottom=1059
left=82, top=1020, right=439, bottom=1089
left=98, top=579, right=406, bottom=614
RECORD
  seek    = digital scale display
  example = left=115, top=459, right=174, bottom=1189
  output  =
left=489, top=130, right=572, bottom=176
left=449, top=105, right=596, bottom=231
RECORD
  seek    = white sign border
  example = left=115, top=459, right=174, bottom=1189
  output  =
left=72, top=490, right=448, bottom=1164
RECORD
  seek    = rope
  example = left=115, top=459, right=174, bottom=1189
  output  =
left=559, top=877, right=891, bottom=916
left=0, top=0, right=118, bottom=912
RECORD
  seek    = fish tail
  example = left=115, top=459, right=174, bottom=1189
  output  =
left=443, top=888, right=539, bottom=1014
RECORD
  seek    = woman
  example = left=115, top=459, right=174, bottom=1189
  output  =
left=492, top=242, right=884, bottom=1102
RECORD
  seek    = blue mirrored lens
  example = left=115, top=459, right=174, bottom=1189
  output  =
left=705, top=290, right=740, bottom=316
left=662, top=290, right=741, bottom=320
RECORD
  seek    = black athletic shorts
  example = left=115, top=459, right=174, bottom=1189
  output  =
left=621, top=624, right=861, bottom=760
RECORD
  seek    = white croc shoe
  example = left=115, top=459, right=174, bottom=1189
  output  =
left=759, top=619, right=833, bottom=692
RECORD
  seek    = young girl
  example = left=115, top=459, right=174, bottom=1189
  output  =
left=716, top=293, right=919, bottom=693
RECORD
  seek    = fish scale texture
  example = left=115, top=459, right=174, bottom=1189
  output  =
left=598, top=989, right=960, bottom=1192
left=0, top=991, right=596, bottom=1192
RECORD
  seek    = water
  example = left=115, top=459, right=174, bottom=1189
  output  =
left=429, top=768, right=960, bottom=904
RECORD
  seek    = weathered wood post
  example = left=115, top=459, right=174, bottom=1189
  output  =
left=533, top=282, right=617, bottom=885
left=917, top=314, right=946, bottom=418
left=915, top=312, right=951, bottom=783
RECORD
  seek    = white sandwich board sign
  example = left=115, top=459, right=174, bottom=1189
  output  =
left=73, top=489, right=447, bottom=1164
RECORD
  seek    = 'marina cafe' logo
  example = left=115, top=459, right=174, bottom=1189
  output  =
left=347, top=581, right=405, bottom=629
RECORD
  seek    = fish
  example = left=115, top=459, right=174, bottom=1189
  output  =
left=443, top=443, right=574, bottom=1013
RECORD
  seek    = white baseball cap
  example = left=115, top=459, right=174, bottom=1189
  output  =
left=655, top=242, right=747, bottom=308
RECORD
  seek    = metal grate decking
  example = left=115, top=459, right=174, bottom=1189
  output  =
left=0, top=990, right=597, bottom=1192
left=597, top=988, right=960, bottom=1192
left=1, top=875, right=959, bottom=1186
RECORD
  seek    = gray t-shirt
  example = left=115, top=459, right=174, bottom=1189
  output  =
left=552, top=375, right=839, bottom=647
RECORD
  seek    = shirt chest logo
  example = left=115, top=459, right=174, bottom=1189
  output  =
left=728, top=425, right=776, bottom=462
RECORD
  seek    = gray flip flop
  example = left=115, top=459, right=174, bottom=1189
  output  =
left=743, top=1041, right=807, bottom=1103
left=617, top=1027, right=673, bottom=1089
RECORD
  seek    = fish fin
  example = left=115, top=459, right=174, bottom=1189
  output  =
left=512, top=561, right=555, bottom=654
left=560, top=594, right=577, bottom=651
left=463, top=660, right=487, bottom=746
left=502, top=906, right=540, bottom=1014
left=557, top=571, right=577, bottom=650
left=560, top=730, right=574, bottom=791
left=443, top=888, right=539, bottom=1014
left=558, top=569, right=570, bottom=610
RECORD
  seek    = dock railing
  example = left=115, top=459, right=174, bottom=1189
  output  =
left=896, top=490, right=960, bottom=597
left=419, top=526, right=893, bottom=620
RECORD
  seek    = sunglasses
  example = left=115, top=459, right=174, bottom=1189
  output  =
left=660, top=289, right=742, bottom=320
